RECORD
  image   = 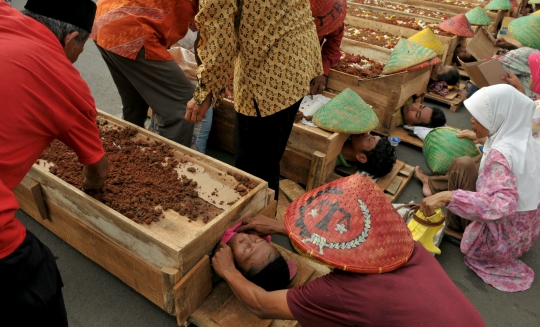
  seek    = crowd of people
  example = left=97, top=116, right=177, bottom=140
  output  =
left=1, top=0, right=540, bottom=326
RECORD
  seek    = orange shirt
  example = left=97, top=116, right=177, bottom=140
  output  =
left=91, top=0, right=198, bottom=61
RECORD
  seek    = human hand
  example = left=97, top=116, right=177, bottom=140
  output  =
left=456, top=129, right=477, bottom=142
left=494, top=38, right=508, bottom=48
left=419, top=191, right=452, bottom=217
left=211, top=242, right=237, bottom=278
left=185, top=95, right=212, bottom=123
left=501, top=72, right=525, bottom=94
left=456, top=89, right=467, bottom=99
left=82, top=156, right=108, bottom=190
left=309, top=75, right=327, bottom=95
left=235, top=215, right=285, bottom=236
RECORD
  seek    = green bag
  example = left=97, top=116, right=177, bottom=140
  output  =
left=423, top=127, right=480, bottom=175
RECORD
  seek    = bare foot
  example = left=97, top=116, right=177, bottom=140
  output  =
left=414, top=166, right=433, bottom=197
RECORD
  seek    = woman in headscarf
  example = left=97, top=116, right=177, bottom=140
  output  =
left=420, top=84, right=540, bottom=292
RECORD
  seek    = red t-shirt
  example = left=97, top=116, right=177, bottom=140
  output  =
left=0, top=2, right=105, bottom=259
left=287, top=242, right=486, bottom=327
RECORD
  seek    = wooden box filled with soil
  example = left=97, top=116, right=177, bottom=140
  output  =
left=208, top=98, right=349, bottom=188
left=13, top=110, right=272, bottom=324
left=327, top=38, right=431, bottom=141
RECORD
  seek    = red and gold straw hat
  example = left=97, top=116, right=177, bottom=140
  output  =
left=284, top=174, right=414, bottom=274
left=439, top=14, right=475, bottom=38
left=310, top=0, right=347, bottom=37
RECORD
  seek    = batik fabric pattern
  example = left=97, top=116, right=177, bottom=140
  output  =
left=498, top=47, right=540, bottom=100
left=447, top=150, right=540, bottom=292
left=194, top=0, right=323, bottom=116
left=91, top=0, right=198, bottom=61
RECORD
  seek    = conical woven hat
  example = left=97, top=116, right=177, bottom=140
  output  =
left=284, top=174, right=414, bottom=273
left=382, top=38, right=437, bottom=74
left=465, top=7, right=492, bottom=26
left=313, top=88, right=379, bottom=133
left=408, top=28, right=445, bottom=55
left=310, top=0, right=347, bottom=36
left=485, top=0, right=512, bottom=10
left=439, top=14, right=475, bottom=37
left=509, top=15, right=540, bottom=49
left=423, top=127, right=480, bottom=174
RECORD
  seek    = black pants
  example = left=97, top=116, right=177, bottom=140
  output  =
left=234, top=99, right=302, bottom=199
left=0, top=231, right=68, bottom=327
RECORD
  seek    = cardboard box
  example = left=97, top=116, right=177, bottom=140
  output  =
left=467, top=27, right=499, bottom=61
left=458, top=58, right=509, bottom=88
left=497, top=17, right=523, bottom=48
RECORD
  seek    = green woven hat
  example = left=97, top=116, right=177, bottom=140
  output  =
left=423, top=127, right=480, bottom=175
left=465, top=7, right=492, bottom=26
left=485, top=0, right=512, bottom=10
left=509, top=15, right=540, bottom=49
left=313, top=89, right=379, bottom=134
left=382, top=38, right=437, bottom=75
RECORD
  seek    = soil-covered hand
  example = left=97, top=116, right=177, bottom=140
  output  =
left=235, top=215, right=285, bottom=236
left=309, top=75, right=326, bottom=95
left=501, top=72, right=525, bottom=94
left=420, top=191, right=452, bottom=217
left=211, top=242, right=237, bottom=278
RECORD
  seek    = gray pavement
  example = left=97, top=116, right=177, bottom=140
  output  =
left=10, top=0, right=540, bottom=326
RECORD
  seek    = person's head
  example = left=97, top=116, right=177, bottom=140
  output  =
left=529, top=52, right=540, bottom=95
left=431, top=64, right=460, bottom=86
left=453, top=44, right=475, bottom=63
left=228, top=233, right=290, bottom=291
left=349, top=133, right=396, bottom=177
left=401, top=102, right=446, bottom=127
left=21, top=0, right=97, bottom=63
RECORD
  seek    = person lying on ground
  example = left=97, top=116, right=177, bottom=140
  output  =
left=212, top=175, right=486, bottom=326
left=418, top=84, right=540, bottom=292
left=336, top=132, right=396, bottom=177
left=428, top=64, right=467, bottom=99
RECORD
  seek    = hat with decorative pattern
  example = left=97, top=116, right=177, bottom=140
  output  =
left=465, top=7, right=492, bottom=26
left=382, top=38, right=437, bottom=74
left=284, top=174, right=414, bottom=274
left=509, top=15, right=540, bottom=49
left=310, top=0, right=347, bottom=37
left=485, top=0, right=512, bottom=10
left=408, top=28, right=445, bottom=55
left=439, top=14, right=475, bottom=38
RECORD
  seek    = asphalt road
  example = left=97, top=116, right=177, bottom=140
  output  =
left=9, top=0, right=540, bottom=326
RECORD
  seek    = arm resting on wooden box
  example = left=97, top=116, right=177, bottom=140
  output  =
left=213, top=242, right=295, bottom=320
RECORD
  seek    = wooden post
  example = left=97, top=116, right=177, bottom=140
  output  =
left=306, top=151, right=326, bottom=191
left=161, top=266, right=181, bottom=315
left=24, top=179, right=48, bottom=220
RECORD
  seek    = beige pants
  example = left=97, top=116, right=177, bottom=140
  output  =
left=428, top=154, right=482, bottom=233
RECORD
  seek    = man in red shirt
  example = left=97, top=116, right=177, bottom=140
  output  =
left=309, top=0, right=346, bottom=95
left=212, top=175, right=487, bottom=327
left=0, top=1, right=108, bottom=325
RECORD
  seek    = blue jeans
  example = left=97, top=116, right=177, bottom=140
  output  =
left=192, top=105, right=213, bottom=154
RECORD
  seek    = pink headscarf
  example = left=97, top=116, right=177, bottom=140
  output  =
left=529, top=53, right=540, bottom=95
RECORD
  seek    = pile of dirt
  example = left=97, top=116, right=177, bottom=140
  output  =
left=347, top=5, right=454, bottom=36
left=40, top=120, right=255, bottom=225
left=331, top=52, right=385, bottom=79
left=344, top=24, right=401, bottom=49
left=353, top=0, right=451, bottom=19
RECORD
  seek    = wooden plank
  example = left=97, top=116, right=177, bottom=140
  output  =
left=257, top=200, right=277, bottom=219
left=348, top=2, right=442, bottom=23
left=392, top=0, right=497, bottom=19
left=399, top=165, right=415, bottom=177
left=424, top=93, right=464, bottom=112
left=162, top=266, right=181, bottom=315
left=174, top=256, right=213, bottom=326
left=385, top=176, right=404, bottom=195
left=376, top=161, right=405, bottom=191
left=210, top=296, right=272, bottom=327
left=276, top=191, right=290, bottom=221
left=279, top=180, right=306, bottom=202
left=388, top=127, right=424, bottom=148
left=306, top=151, right=326, bottom=191
left=280, top=148, right=312, bottom=185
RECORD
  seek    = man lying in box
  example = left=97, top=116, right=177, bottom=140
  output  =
left=212, top=174, right=486, bottom=327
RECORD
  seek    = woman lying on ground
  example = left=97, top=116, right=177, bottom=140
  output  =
left=419, top=84, right=540, bottom=292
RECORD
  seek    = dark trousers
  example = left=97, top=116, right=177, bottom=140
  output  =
left=96, top=44, right=195, bottom=147
left=428, top=154, right=482, bottom=233
left=234, top=99, right=302, bottom=200
left=0, top=231, right=67, bottom=327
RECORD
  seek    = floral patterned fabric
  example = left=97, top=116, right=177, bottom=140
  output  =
left=497, top=47, right=540, bottom=100
left=448, top=150, right=540, bottom=292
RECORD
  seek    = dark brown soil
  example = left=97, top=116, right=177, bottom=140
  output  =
left=332, top=52, right=385, bottom=79
left=344, top=24, right=401, bottom=49
left=347, top=5, right=454, bottom=36
left=40, top=120, right=253, bottom=225
left=352, top=0, right=453, bottom=19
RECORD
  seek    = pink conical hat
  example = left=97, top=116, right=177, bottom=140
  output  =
left=439, top=14, right=475, bottom=38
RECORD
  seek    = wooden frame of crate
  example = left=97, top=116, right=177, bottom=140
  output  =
left=13, top=110, right=275, bottom=326
left=208, top=98, right=350, bottom=190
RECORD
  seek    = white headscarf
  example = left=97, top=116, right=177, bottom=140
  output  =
left=464, top=84, right=540, bottom=212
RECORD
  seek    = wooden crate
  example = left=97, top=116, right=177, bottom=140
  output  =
left=386, top=0, right=497, bottom=20
left=208, top=98, right=349, bottom=188
left=344, top=15, right=459, bottom=65
left=348, top=2, right=443, bottom=23
left=327, top=38, right=432, bottom=138
left=13, top=110, right=272, bottom=325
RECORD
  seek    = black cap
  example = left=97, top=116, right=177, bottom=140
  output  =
left=25, top=0, right=97, bottom=33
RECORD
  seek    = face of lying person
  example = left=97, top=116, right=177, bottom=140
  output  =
left=456, top=45, right=474, bottom=62
left=402, top=102, right=433, bottom=126
left=430, top=64, right=454, bottom=80
left=228, top=233, right=278, bottom=274
left=350, top=132, right=380, bottom=155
